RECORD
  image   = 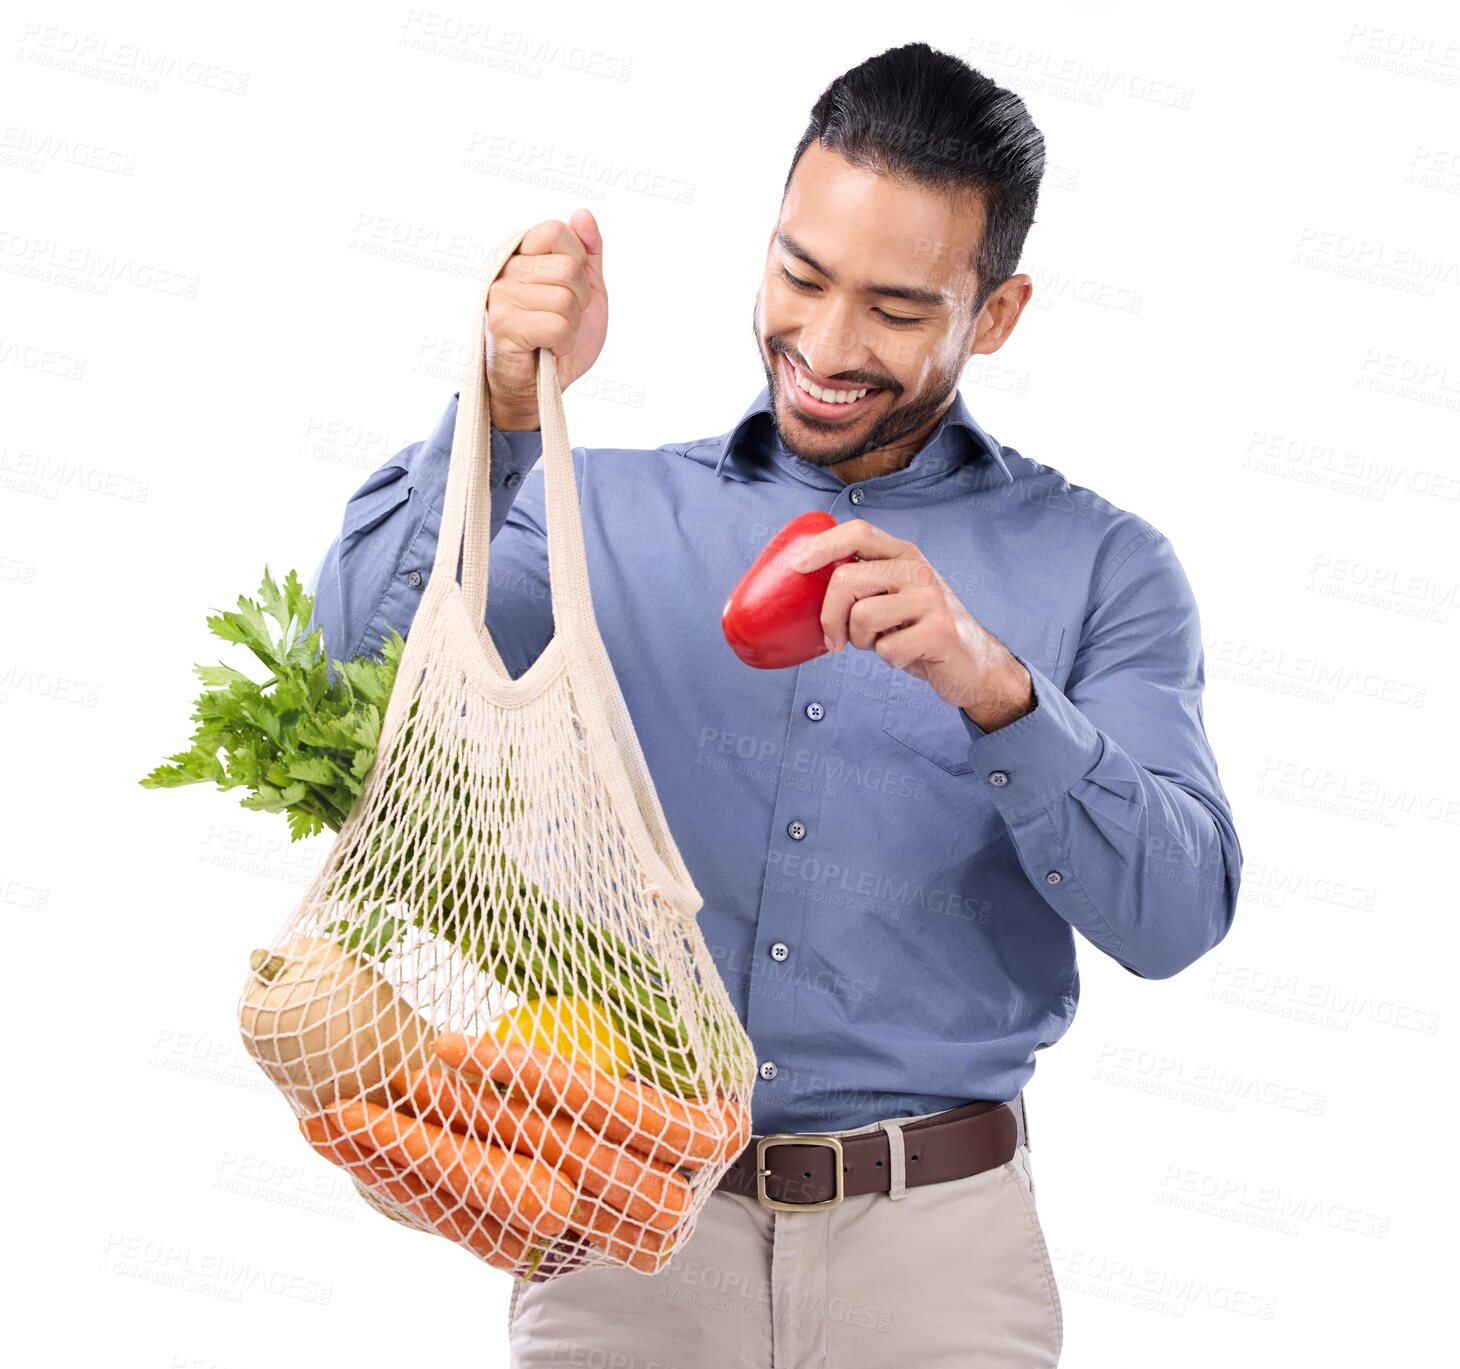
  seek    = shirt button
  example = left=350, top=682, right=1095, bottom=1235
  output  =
left=805, top=701, right=825, bottom=721
left=787, top=819, right=807, bottom=841
left=988, top=770, right=1009, bottom=787
left=848, top=487, right=865, bottom=505
left=1045, top=870, right=1063, bottom=885
left=770, top=942, right=789, bottom=961
left=759, top=1060, right=778, bottom=1080
left=406, top=570, right=423, bottom=588
left=503, top=470, right=524, bottom=489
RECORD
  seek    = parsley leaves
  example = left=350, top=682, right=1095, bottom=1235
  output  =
left=138, top=566, right=403, bottom=841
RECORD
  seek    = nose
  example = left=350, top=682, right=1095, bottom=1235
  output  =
left=795, top=300, right=872, bottom=385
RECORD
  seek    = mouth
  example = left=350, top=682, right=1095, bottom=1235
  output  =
left=779, top=352, right=887, bottom=420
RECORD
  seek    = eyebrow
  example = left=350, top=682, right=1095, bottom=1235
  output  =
left=775, top=230, right=952, bottom=309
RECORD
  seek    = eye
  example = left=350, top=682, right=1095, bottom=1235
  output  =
left=873, top=308, right=925, bottom=328
left=780, top=266, right=925, bottom=327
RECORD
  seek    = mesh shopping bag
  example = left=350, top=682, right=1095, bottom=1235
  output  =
left=237, top=224, right=758, bottom=1282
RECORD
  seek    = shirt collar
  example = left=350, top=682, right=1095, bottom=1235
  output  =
left=711, top=384, right=1013, bottom=490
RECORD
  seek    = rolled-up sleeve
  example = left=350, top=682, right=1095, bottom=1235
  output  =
left=959, top=530, right=1242, bottom=979
left=305, top=390, right=546, bottom=675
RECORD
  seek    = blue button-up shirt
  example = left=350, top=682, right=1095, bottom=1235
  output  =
left=307, top=383, right=1242, bottom=1135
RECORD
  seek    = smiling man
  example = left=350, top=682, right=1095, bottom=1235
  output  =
left=306, top=41, right=1241, bottom=1369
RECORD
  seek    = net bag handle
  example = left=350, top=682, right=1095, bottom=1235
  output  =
left=420, top=223, right=701, bottom=908
left=429, top=223, right=590, bottom=651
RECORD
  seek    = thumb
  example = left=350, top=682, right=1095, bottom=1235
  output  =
left=569, top=206, right=603, bottom=262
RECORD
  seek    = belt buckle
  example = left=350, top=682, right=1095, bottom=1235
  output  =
left=754, top=1133, right=845, bottom=1212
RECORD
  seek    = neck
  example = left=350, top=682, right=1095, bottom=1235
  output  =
left=824, top=411, right=945, bottom=485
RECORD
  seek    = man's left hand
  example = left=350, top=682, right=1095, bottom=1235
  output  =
left=790, top=518, right=1035, bottom=733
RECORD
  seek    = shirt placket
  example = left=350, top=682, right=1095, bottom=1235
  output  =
left=746, top=645, right=848, bottom=1115
left=743, top=475, right=899, bottom=1124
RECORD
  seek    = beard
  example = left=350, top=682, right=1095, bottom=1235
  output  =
left=753, top=309, right=964, bottom=470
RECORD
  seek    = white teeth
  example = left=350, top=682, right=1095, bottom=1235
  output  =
left=791, top=362, right=869, bottom=405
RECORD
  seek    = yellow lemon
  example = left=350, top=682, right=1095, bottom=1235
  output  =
left=491, top=994, right=635, bottom=1076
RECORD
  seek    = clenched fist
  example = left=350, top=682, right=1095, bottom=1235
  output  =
left=486, top=209, right=608, bottom=431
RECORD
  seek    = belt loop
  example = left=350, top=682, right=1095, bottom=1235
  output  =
left=1016, top=1091, right=1030, bottom=1151
left=876, top=1119, right=909, bottom=1200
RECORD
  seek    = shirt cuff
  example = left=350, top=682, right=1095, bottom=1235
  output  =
left=958, top=654, right=1103, bottom=814
left=489, top=425, right=543, bottom=488
left=440, top=390, right=544, bottom=488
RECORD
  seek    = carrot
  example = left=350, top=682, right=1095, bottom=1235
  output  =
left=717, top=1095, right=754, bottom=1163
left=568, top=1195, right=681, bottom=1273
left=369, top=1176, right=536, bottom=1270
left=384, top=1061, right=511, bottom=1138
left=300, top=1111, right=387, bottom=1177
left=326, top=1096, right=577, bottom=1239
left=434, top=1033, right=731, bottom=1169
left=298, top=1112, right=535, bottom=1270
left=391, top=1063, right=693, bottom=1232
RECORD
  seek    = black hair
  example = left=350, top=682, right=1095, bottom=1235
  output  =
left=785, top=42, right=1046, bottom=316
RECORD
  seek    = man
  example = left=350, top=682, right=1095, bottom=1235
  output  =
left=304, top=41, right=1241, bottom=1368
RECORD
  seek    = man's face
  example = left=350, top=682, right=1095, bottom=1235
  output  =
left=753, top=140, right=987, bottom=469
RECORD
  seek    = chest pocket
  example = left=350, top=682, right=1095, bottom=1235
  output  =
left=880, top=622, right=1066, bottom=776
left=338, top=466, right=444, bottom=661
left=341, top=464, right=413, bottom=539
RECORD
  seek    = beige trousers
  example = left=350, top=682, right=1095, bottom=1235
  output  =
left=507, top=1099, right=1063, bottom=1368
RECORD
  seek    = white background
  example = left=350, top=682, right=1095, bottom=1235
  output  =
left=4, top=0, right=1456, bottom=1364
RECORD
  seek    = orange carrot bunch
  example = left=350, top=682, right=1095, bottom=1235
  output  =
left=299, top=1032, right=751, bottom=1280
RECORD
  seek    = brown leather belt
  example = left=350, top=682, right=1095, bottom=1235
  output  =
left=715, top=1095, right=1027, bottom=1211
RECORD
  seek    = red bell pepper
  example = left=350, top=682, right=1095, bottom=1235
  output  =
left=721, top=512, right=857, bottom=669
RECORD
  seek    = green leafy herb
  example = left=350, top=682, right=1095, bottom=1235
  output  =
left=139, top=567, right=403, bottom=841
left=324, top=902, right=410, bottom=962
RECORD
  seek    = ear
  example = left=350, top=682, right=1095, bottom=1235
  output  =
left=970, top=274, right=1034, bottom=359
